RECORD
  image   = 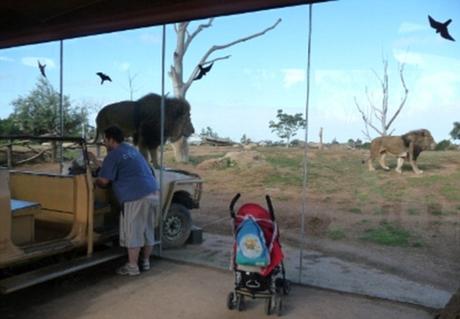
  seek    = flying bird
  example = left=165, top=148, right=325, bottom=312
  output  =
left=428, top=15, right=455, bottom=41
left=96, top=72, right=112, bottom=85
left=38, top=60, right=46, bottom=78
left=193, top=63, right=213, bottom=81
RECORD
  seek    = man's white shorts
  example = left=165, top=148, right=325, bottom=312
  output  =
left=119, top=195, right=158, bottom=248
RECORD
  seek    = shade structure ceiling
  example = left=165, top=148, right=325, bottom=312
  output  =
left=0, top=0, right=332, bottom=49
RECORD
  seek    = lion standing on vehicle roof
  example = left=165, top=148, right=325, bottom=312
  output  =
left=365, top=129, right=436, bottom=174
left=92, top=93, right=194, bottom=168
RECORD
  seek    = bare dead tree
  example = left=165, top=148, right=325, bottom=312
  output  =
left=169, top=18, right=282, bottom=163
left=124, top=70, right=141, bottom=101
left=354, top=55, right=409, bottom=140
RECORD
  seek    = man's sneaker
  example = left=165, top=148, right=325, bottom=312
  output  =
left=116, top=263, right=140, bottom=276
left=141, top=258, right=150, bottom=271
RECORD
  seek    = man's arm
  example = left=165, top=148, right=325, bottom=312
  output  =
left=95, top=177, right=111, bottom=188
left=87, top=151, right=111, bottom=188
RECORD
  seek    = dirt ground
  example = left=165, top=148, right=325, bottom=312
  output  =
left=3, top=143, right=459, bottom=318
left=165, top=144, right=460, bottom=316
left=0, top=258, right=437, bottom=319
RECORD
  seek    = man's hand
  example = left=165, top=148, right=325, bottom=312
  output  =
left=87, top=151, right=102, bottom=167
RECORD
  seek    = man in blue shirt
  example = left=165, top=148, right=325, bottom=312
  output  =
left=88, top=125, right=159, bottom=276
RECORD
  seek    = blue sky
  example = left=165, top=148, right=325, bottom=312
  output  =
left=1, top=0, right=459, bottom=143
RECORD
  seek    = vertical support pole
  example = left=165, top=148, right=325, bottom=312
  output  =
left=299, top=4, right=314, bottom=284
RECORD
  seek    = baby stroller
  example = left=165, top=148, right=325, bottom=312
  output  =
left=226, top=193, right=291, bottom=316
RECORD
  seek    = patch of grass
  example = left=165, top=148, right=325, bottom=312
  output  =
left=360, top=221, right=411, bottom=246
left=430, top=210, right=459, bottom=217
left=329, top=229, right=347, bottom=240
left=373, top=209, right=384, bottom=215
left=216, top=158, right=238, bottom=170
left=320, top=188, right=339, bottom=195
left=63, top=149, right=78, bottom=160
left=353, top=190, right=369, bottom=202
left=347, top=207, right=363, bottom=214
left=188, top=154, right=224, bottom=166
left=263, top=170, right=303, bottom=187
left=440, top=185, right=460, bottom=202
left=407, top=208, right=420, bottom=215
left=411, top=242, right=424, bottom=248
left=274, top=195, right=290, bottom=202
left=265, top=155, right=303, bottom=169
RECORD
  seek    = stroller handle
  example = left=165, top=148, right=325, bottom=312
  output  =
left=229, top=193, right=241, bottom=218
left=265, top=195, right=275, bottom=221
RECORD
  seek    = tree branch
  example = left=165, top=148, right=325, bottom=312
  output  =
left=386, top=62, right=408, bottom=130
left=185, top=18, right=214, bottom=51
left=354, top=96, right=382, bottom=137
left=183, top=18, right=282, bottom=89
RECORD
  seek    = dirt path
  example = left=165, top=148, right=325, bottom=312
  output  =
left=0, top=258, right=435, bottom=319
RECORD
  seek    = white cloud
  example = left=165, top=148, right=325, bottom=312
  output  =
left=139, top=32, right=162, bottom=45
left=398, top=22, right=427, bottom=34
left=0, top=56, right=14, bottom=62
left=21, top=57, right=55, bottom=69
left=243, top=68, right=276, bottom=89
left=393, top=49, right=460, bottom=71
left=116, top=62, right=131, bottom=71
left=282, top=69, right=304, bottom=88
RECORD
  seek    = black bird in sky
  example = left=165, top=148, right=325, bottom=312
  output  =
left=38, top=60, right=46, bottom=78
left=193, top=63, right=213, bottom=81
left=428, top=15, right=455, bottom=41
left=96, top=72, right=112, bottom=85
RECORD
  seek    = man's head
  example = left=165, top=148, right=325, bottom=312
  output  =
left=103, top=125, right=124, bottom=151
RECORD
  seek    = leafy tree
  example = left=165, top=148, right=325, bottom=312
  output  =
left=434, top=139, right=454, bottom=151
left=450, top=122, right=460, bottom=141
left=10, top=77, right=88, bottom=136
left=200, top=126, right=219, bottom=138
left=0, top=116, right=21, bottom=135
left=269, top=109, right=306, bottom=148
left=240, top=134, right=252, bottom=144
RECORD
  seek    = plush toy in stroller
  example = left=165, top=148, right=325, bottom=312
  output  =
left=226, top=193, right=291, bottom=316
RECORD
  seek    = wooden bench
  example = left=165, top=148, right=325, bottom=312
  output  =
left=9, top=171, right=115, bottom=231
left=11, top=199, right=41, bottom=245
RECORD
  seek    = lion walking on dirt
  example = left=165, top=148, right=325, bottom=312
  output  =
left=364, top=129, right=436, bottom=174
left=92, top=93, right=194, bottom=167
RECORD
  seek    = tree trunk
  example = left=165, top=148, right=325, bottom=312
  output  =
left=172, top=137, right=189, bottom=163
left=169, top=19, right=282, bottom=163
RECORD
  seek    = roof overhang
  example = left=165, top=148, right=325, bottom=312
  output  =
left=0, top=0, right=332, bottom=50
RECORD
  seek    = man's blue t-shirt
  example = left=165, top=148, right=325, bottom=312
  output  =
left=98, top=143, right=159, bottom=203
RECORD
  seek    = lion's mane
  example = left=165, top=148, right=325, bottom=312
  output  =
left=93, top=93, right=194, bottom=167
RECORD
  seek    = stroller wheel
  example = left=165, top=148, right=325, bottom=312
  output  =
left=276, top=298, right=283, bottom=317
left=237, top=294, right=245, bottom=311
left=226, top=292, right=235, bottom=310
left=283, top=280, right=292, bottom=295
left=275, top=277, right=284, bottom=293
left=265, top=298, right=272, bottom=315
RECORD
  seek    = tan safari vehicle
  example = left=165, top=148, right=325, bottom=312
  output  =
left=0, top=135, right=202, bottom=294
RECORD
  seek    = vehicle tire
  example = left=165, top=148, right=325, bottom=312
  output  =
left=227, top=292, right=235, bottom=310
left=162, top=203, right=192, bottom=249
